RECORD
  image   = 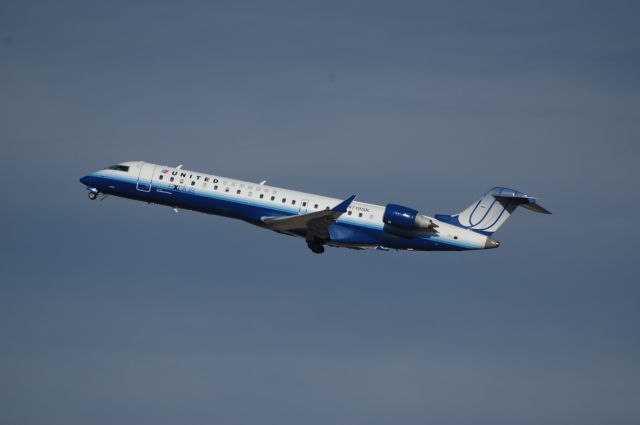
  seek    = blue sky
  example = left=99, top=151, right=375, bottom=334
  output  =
left=1, top=1, right=639, bottom=424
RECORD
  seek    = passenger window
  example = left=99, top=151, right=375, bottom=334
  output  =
left=237, top=189, right=241, bottom=194
left=282, top=198, right=286, bottom=203
left=358, top=212, right=363, bottom=218
left=302, top=201, right=307, bottom=207
left=225, top=188, right=230, bottom=193
left=291, top=200, right=296, bottom=205
left=214, top=185, right=218, bottom=190
left=348, top=211, right=352, bottom=215
left=271, top=196, right=275, bottom=201
left=260, top=194, right=264, bottom=199
left=170, top=177, right=174, bottom=182
left=314, top=204, right=318, bottom=209
left=159, top=175, right=163, bottom=180
left=191, top=181, right=195, bottom=186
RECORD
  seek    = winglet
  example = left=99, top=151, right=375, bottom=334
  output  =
left=332, top=195, right=356, bottom=213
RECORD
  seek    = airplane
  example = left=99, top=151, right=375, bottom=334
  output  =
left=79, top=161, right=550, bottom=254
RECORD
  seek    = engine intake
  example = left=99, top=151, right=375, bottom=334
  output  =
left=383, top=204, right=435, bottom=230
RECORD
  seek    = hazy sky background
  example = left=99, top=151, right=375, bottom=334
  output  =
left=1, top=1, right=639, bottom=424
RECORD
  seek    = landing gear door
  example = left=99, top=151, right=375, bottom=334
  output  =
left=137, top=163, right=156, bottom=192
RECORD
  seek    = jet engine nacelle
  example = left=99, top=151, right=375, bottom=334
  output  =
left=383, top=204, right=435, bottom=230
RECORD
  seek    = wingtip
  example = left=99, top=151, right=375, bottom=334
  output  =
left=333, top=194, right=357, bottom=213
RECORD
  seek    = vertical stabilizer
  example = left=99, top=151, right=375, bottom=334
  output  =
left=435, top=187, right=550, bottom=235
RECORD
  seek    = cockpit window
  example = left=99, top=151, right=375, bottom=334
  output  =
left=107, top=165, right=129, bottom=172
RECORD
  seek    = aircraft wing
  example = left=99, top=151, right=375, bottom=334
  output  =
left=261, top=195, right=356, bottom=240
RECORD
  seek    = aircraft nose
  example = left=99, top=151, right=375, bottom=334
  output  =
left=485, top=237, right=500, bottom=249
left=80, top=175, right=91, bottom=186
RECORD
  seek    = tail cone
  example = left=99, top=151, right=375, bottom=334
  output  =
left=485, top=237, right=500, bottom=249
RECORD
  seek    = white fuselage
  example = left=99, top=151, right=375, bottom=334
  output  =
left=80, top=161, right=492, bottom=252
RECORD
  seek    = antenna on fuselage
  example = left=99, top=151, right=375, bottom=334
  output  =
left=176, top=164, right=183, bottom=169
left=260, top=180, right=267, bottom=185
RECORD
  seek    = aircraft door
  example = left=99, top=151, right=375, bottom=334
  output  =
left=299, top=199, right=309, bottom=214
left=136, top=162, right=156, bottom=192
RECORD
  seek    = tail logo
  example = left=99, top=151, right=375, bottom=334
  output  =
left=458, top=196, right=515, bottom=233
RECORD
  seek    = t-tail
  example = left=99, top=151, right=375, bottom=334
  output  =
left=435, top=187, right=551, bottom=236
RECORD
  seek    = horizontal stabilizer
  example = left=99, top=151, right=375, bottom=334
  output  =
left=493, top=189, right=551, bottom=214
left=520, top=203, right=551, bottom=214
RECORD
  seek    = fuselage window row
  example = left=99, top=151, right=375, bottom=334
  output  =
left=154, top=173, right=349, bottom=217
